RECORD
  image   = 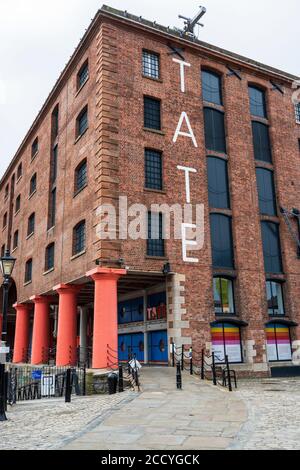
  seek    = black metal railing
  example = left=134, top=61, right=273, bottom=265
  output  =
left=171, top=343, right=237, bottom=392
left=4, top=365, right=86, bottom=404
left=107, top=344, right=140, bottom=392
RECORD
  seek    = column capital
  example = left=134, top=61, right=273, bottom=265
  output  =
left=30, top=295, right=56, bottom=304
left=86, top=267, right=127, bottom=281
left=13, top=303, right=31, bottom=311
left=53, top=284, right=81, bottom=295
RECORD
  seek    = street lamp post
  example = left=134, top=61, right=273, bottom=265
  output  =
left=0, top=250, right=16, bottom=421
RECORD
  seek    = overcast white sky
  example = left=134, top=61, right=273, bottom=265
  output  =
left=0, top=0, right=299, bottom=178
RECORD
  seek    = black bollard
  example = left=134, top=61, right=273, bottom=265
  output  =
left=176, top=362, right=182, bottom=390
left=118, top=365, right=124, bottom=393
left=0, top=364, right=7, bottom=421
left=65, top=369, right=72, bottom=403
left=108, top=372, right=118, bottom=395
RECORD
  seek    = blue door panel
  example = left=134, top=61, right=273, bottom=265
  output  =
left=148, top=330, right=168, bottom=363
left=118, top=333, right=145, bottom=362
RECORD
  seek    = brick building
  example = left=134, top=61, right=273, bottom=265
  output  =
left=0, top=5, right=300, bottom=375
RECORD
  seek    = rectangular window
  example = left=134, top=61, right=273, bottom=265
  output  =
left=48, top=188, right=56, bottom=229
left=266, top=281, right=285, bottom=316
left=45, top=243, right=55, bottom=271
left=295, top=103, right=300, bottom=124
left=256, top=168, right=276, bottom=216
left=252, top=122, right=272, bottom=162
left=261, top=222, right=283, bottom=274
left=202, top=70, right=222, bottom=105
left=52, top=105, right=59, bottom=139
left=147, top=212, right=165, bottom=257
left=204, top=108, right=226, bottom=153
left=15, top=195, right=21, bottom=213
left=249, top=86, right=267, bottom=118
left=73, top=221, right=86, bottom=255
left=31, top=137, right=39, bottom=159
left=51, top=145, right=58, bottom=184
left=27, top=213, right=35, bottom=236
left=145, top=149, right=163, bottom=190
left=211, top=323, right=243, bottom=364
left=213, top=278, right=235, bottom=315
left=77, top=106, right=88, bottom=137
left=3, top=212, right=7, bottom=228
left=144, top=97, right=161, bottom=130
left=266, top=324, right=292, bottom=362
left=78, top=61, right=89, bottom=89
left=207, top=157, right=230, bottom=209
left=210, top=214, right=234, bottom=269
left=25, top=259, right=33, bottom=283
left=142, top=51, right=160, bottom=79
left=30, top=174, right=37, bottom=196
left=13, top=230, right=19, bottom=250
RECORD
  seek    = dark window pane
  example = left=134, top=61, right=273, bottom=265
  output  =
left=27, top=213, right=35, bottom=236
left=25, top=259, right=32, bottom=283
left=30, top=174, right=37, bottom=195
left=17, top=163, right=22, bottom=179
left=204, top=108, right=226, bottom=153
left=261, top=222, right=283, bottom=273
left=256, top=168, right=276, bottom=215
left=252, top=122, right=272, bottom=162
left=207, top=157, right=230, bottom=209
left=145, top=150, right=162, bottom=190
left=45, top=243, right=55, bottom=271
left=78, top=62, right=89, bottom=89
left=294, top=103, right=300, bottom=123
left=77, top=107, right=88, bottom=136
left=48, top=188, right=56, bottom=229
left=144, top=97, right=161, bottom=130
left=52, top=105, right=59, bottom=138
left=249, top=86, right=267, bottom=118
left=75, top=160, right=87, bottom=192
left=210, top=214, right=234, bottom=269
left=15, top=195, right=21, bottom=213
left=202, top=70, right=222, bottom=105
left=51, top=146, right=58, bottom=184
left=143, top=51, right=160, bottom=79
left=73, top=221, right=86, bottom=255
left=266, top=281, right=285, bottom=316
left=31, top=138, right=38, bottom=158
left=13, top=230, right=18, bottom=249
left=147, top=212, right=164, bottom=257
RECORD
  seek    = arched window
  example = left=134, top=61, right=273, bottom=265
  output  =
left=202, top=70, right=222, bottom=105
left=31, top=137, right=39, bottom=159
left=266, top=281, right=285, bottom=316
left=76, top=106, right=88, bottom=138
left=77, top=60, right=89, bottom=90
left=13, top=230, right=19, bottom=250
left=213, top=277, right=235, bottom=315
left=17, top=162, right=22, bottom=180
left=73, top=220, right=86, bottom=255
left=15, top=195, right=21, bottom=213
left=75, top=159, right=87, bottom=193
left=249, top=85, right=267, bottom=118
left=211, top=322, right=243, bottom=364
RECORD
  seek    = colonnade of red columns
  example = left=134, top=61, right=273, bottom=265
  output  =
left=11, top=268, right=126, bottom=368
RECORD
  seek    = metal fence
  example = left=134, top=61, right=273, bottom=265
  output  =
left=5, top=365, right=86, bottom=404
left=172, top=344, right=237, bottom=392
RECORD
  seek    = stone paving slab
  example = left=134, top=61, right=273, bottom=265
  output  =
left=62, top=368, right=246, bottom=450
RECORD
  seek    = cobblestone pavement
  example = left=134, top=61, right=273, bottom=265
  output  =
left=0, top=391, right=136, bottom=450
left=230, top=378, right=300, bottom=450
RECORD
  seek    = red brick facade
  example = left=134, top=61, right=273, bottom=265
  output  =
left=0, top=6, right=299, bottom=374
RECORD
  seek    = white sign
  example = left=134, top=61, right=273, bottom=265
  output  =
left=129, top=359, right=142, bottom=370
left=0, top=347, right=10, bottom=354
left=41, top=374, right=56, bottom=396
